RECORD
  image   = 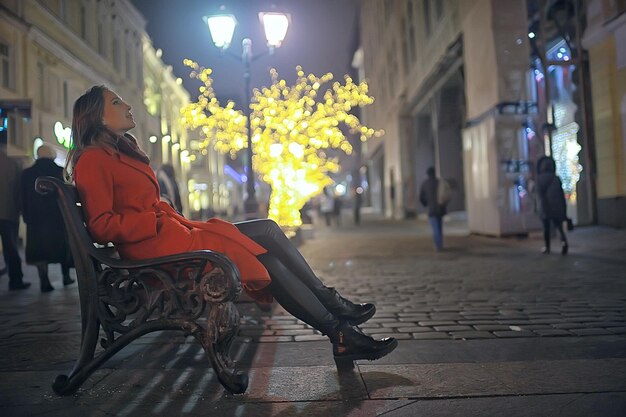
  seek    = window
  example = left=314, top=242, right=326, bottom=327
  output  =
left=401, top=18, right=410, bottom=75
left=387, top=48, right=395, bottom=96
left=144, top=76, right=160, bottom=116
left=384, top=0, right=393, bottom=21
left=136, top=53, right=143, bottom=87
left=8, top=113, right=18, bottom=146
left=0, top=42, right=13, bottom=89
left=37, top=62, right=45, bottom=106
left=423, top=0, right=431, bottom=38
left=409, top=25, right=417, bottom=62
left=98, top=22, right=106, bottom=56
left=80, top=5, right=86, bottom=39
left=48, top=73, right=61, bottom=110
left=435, top=0, right=444, bottom=20
left=378, top=3, right=385, bottom=38
left=63, top=81, right=69, bottom=118
left=113, top=37, right=121, bottom=70
left=125, top=48, right=132, bottom=79
left=60, top=0, right=67, bottom=21
left=408, top=1, right=417, bottom=62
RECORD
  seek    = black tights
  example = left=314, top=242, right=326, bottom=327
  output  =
left=235, top=219, right=337, bottom=334
left=542, top=218, right=567, bottom=249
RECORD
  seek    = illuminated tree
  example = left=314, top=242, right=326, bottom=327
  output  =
left=180, top=60, right=247, bottom=157
left=181, top=60, right=382, bottom=227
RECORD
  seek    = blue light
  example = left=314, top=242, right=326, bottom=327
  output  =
left=224, top=164, right=245, bottom=183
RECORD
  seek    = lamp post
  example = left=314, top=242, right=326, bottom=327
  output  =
left=205, top=8, right=290, bottom=219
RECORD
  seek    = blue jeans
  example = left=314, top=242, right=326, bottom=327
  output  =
left=428, top=216, right=443, bottom=250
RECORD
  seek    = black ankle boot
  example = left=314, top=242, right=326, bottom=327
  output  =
left=39, top=273, right=54, bottom=293
left=330, top=321, right=397, bottom=363
left=319, top=287, right=376, bottom=325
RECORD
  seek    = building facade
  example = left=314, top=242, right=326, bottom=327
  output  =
left=1, top=0, right=147, bottom=160
left=0, top=0, right=232, bottom=221
left=582, top=0, right=626, bottom=227
left=142, top=38, right=193, bottom=215
left=358, top=0, right=620, bottom=233
left=357, top=0, right=467, bottom=221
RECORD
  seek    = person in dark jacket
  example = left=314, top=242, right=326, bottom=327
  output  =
left=21, top=144, right=74, bottom=292
left=0, top=144, right=30, bottom=290
left=332, top=193, right=343, bottom=227
left=419, top=167, right=448, bottom=251
left=352, top=186, right=363, bottom=226
left=536, top=156, right=568, bottom=255
left=320, top=186, right=334, bottom=226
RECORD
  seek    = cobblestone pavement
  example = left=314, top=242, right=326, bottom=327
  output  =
left=1, top=212, right=625, bottom=416
left=239, top=213, right=626, bottom=343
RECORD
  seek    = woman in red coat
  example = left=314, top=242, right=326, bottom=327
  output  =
left=66, top=85, right=397, bottom=363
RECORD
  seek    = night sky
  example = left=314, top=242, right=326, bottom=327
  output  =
left=131, top=0, right=359, bottom=106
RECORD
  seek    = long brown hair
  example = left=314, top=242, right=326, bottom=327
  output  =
left=64, top=85, right=118, bottom=181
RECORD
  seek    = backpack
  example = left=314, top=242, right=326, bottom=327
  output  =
left=437, top=178, right=452, bottom=206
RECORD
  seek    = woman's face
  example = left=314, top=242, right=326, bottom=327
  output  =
left=102, top=89, right=135, bottom=134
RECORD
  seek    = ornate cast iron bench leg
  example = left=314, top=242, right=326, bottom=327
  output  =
left=52, top=319, right=171, bottom=395
left=334, top=356, right=356, bottom=371
left=192, top=265, right=249, bottom=393
left=194, top=301, right=248, bottom=394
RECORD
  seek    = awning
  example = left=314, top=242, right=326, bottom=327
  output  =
left=0, top=99, right=32, bottom=118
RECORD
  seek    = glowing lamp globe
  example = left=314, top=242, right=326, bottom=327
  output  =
left=259, top=12, right=290, bottom=48
left=206, top=14, right=237, bottom=50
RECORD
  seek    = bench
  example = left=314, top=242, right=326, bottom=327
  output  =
left=35, top=176, right=248, bottom=396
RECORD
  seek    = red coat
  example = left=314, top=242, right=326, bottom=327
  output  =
left=74, top=146, right=272, bottom=302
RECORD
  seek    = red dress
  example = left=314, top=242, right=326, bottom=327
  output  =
left=74, top=146, right=272, bottom=302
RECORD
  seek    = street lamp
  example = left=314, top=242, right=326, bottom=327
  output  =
left=205, top=8, right=290, bottom=219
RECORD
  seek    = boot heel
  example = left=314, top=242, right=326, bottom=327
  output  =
left=334, top=356, right=355, bottom=370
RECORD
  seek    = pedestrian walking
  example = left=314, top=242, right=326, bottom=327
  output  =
left=333, top=193, right=343, bottom=227
left=352, top=186, right=363, bottom=226
left=419, top=166, right=451, bottom=251
left=320, top=186, right=334, bottom=227
left=66, top=85, right=397, bottom=364
left=536, top=156, right=569, bottom=255
left=299, top=199, right=313, bottom=224
left=21, top=144, right=75, bottom=292
left=156, top=163, right=183, bottom=213
left=0, top=144, right=30, bottom=290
